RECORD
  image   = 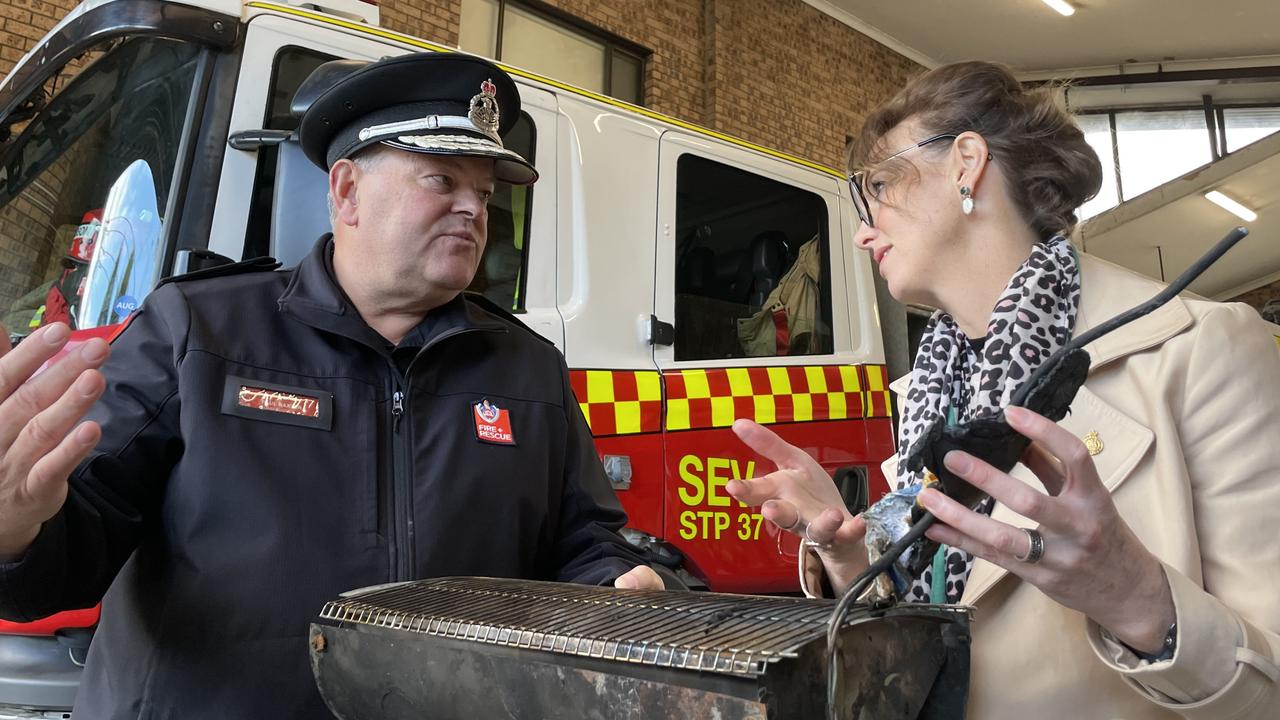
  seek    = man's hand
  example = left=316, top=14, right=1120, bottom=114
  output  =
left=0, top=323, right=110, bottom=560
left=612, top=564, right=663, bottom=590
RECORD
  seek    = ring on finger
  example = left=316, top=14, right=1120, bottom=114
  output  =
left=1013, top=527, right=1045, bottom=564
left=803, top=524, right=832, bottom=551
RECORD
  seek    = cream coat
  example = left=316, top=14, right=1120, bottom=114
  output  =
left=810, top=253, right=1280, bottom=719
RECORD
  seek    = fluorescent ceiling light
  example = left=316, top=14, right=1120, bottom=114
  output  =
left=1042, top=0, right=1075, bottom=16
left=1204, top=191, right=1257, bottom=222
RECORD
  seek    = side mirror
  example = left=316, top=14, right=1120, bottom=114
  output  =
left=76, top=160, right=163, bottom=328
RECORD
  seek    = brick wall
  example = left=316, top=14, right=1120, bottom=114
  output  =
left=379, top=0, right=458, bottom=48
left=702, top=0, right=921, bottom=169
left=529, top=0, right=709, bottom=125
left=0, top=0, right=919, bottom=169
left=0, top=0, right=79, bottom=75
left=373, top=0, right=921, bottom=169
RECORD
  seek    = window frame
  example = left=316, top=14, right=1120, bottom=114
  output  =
left=0, top=36, right=214, bottom=334
left=469, top=111, right=538, bottom=313
left=242, top=45, right=335, bottom=261
left=670, top=151, right=839, bottom=363
left=654, top=133, right=859, bottom=370
left=1075, top=98, right=1280, bottom=216
left=1217, top=103, right=1280, bottom=153
left=464, top=0, right=647, bottom=105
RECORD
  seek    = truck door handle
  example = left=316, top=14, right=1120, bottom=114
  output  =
left=647, top=316, right=675, bottom=346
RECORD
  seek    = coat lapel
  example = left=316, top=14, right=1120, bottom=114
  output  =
left=888, top=253, right=1186, bottom=604
left=1072, top=254, right=1193, bottom=370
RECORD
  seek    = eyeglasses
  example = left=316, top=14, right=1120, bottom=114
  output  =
left=848, top=133, right=957, bottom=228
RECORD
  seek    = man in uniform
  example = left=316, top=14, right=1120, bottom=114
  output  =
left=0, top=53, right=661, bottom=718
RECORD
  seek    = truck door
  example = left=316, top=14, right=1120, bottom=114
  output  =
left=206, top=13, right=405, bottom=263
left=0, top=1, right=240, bottom=707
left=653, top=132, right=891, bottom=592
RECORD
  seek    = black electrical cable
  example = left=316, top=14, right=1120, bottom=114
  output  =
left=1013, top=226, right=1249, bottom=406
left=824, top=510, right=936, bottom=720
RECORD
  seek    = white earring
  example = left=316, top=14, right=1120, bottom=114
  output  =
left=960, top=186, right=974, bottom=215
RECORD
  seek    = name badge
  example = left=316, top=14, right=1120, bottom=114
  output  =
left=221, top=375, right=333, bottom=430
left=473, top=398, right=515, bottom=445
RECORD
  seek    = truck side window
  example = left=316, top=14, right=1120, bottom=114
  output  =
left=466, top=113, right=535, bottom=312
left=0, top=38, right=203, bottom=338
left=243, top=47, right=335, bottom=261
left=673, top=154, right=833, bottom=361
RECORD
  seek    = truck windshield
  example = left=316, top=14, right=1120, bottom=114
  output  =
left=0, top=36, right=201, bottom=339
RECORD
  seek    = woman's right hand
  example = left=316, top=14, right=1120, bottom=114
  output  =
left=726, top=419, right=868, bottom=593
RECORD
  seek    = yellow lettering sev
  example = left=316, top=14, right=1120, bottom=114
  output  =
left=676, top=454, right=764, bottom=541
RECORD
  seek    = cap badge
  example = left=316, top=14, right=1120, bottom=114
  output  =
left=468, top=78, right=501, bottom=139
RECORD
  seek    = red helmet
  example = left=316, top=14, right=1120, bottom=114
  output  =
left=68, top=209, right=103, bottom=263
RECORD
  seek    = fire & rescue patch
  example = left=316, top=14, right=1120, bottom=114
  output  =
left=473, top=398, right=515, bottom=445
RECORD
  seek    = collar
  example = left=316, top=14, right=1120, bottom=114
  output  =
left=277, top=235, right=508, bottom=353
left=888, top=251, right=1194, bottom=393
left=1072, top=252, right=1193, bottom=371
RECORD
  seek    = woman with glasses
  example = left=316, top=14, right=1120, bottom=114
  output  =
left=727, top=61, right=1280, bottom=719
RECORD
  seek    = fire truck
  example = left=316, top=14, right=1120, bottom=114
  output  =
left=0, top=0, right=896, bottom=712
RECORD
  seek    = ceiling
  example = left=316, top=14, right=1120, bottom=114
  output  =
left=805, top=0, right=1280, bottom=300
left=1077, top=130, right=1280, bottom=300
left=803, top=0, right=1280, bottom=75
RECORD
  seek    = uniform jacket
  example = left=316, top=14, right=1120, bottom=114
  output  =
left=807, top=253, right=1280, bottom=719
left=0, top=237, right=648, bottom=719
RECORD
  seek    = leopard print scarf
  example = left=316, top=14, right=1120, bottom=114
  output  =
left=896, top=235, right=1081, bottom=604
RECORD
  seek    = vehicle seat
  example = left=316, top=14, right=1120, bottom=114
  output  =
left=741, top=231, right=789, bottom=309
left=270, top=138, right=332, bottom=268
left=478, top=206, right=519, bottom=308
left=679, top=246, right=716, bottom=297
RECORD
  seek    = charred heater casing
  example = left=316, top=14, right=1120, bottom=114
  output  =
left=309, top=577, right=971, bottom=720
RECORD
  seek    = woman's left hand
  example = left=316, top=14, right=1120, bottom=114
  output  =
left=917, top=405, right=1175, bottom=655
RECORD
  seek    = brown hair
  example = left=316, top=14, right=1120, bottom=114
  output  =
left=853, top=61, right=1103, bottom=239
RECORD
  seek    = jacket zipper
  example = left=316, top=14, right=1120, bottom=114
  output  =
left=388, top=378, right=411, bottom=581
left=384, top=325, right=504, bottom=582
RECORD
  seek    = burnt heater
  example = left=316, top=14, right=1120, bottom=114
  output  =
left=310, top=577, right=969, bottom=719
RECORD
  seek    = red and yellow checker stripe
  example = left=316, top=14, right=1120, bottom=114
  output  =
left=664, top=365, right=891, bottom=431
left=570, top=370, right=663, bottom=436
left=569, top=365, right=892, bottom=437
left=864, top=364, right=892, bottom=418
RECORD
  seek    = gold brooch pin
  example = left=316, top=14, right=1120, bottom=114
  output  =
left=1084, top=430, right=1104, bottom=456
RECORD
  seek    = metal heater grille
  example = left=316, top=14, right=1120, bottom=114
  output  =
left=320, top=577, right=861, bottom=677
